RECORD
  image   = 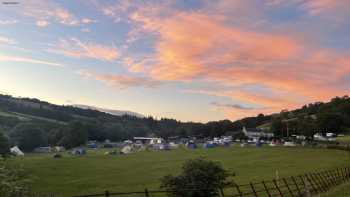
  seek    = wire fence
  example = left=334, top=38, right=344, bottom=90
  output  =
left=72, top=167, right=350, bottom=197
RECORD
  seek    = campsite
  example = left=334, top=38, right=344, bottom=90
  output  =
left=12, top=145, right=350, bottom=196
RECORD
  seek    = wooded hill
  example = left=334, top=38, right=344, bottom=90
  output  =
left=0, top=94, right=349, bottom=151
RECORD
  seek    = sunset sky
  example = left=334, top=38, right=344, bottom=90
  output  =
left=0, top=0, right=349, bottom=122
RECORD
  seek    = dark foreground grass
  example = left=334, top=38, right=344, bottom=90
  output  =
left=12, top=146, right=350, bottom=196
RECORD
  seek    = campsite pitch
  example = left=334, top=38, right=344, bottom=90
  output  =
left=13, top=146, right=350, bottom=196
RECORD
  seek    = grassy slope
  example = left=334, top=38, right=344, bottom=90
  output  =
left=12, top=146, right=350, bottom=196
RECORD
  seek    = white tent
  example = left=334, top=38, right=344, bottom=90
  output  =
left=10, top=146, right=24, bottom=156
left=120, top=145, right=133, bottom=154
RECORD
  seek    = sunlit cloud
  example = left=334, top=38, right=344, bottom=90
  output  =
left=0, top=54, right=64, bottom=67
left=78, top=70, right=161, bottom=89
left=36, top=20, right=49, bottom=27
left=49, top=38, right=120, bottom=61
left=0, top=36, right=17, bottom=45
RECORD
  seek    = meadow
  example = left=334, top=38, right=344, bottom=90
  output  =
left=12, top=146, right=350, bottom=196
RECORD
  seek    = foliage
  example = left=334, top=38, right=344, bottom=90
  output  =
left=10, top=123, right=47, bottom=152
left=160, top=158, right=232, bottom=197
left=0, top=158, right=31, bottom=197
left=0, top=130, right=10, bottom=156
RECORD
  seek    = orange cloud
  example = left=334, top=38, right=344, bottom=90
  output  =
left=50, top=38, right=120, bottom=61
left=78, top=70, right=161, bottom=89
left=144, top=12, right=301, bottom=81
left=129, top=11, right=349, bottom=118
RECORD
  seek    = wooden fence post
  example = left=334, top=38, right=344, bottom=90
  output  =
left=305, top=174, right=317, bottom=194
left=144, top=188, right=150, bottom=197
left=234, top=184, right=243, bottom=197
left=291, top=176, right=302, bottom=197
left=316, top=172, right=329, bottom=191
left=273, top=179, right=284, bottom=197
left=105, top=190, right=110, bottom=197
left=282, top=178, right=294, bottom=197
left=250, top=182, right=258, bottom=197
left=219, top=187, right=225, bottom=197
left=310, top=173, right=324, bottom=193
left=262, top=181, right=272, bottom=197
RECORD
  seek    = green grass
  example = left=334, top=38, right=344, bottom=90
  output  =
left=12, top=146, right=350, bottom=196
left=320, top=182, right=350, bottom=197
left=337, top=135, right=350, bottom=143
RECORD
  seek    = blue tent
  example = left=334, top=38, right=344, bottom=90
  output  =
left=256, top=141, right=262, bottom=148
left=87, top=143, right=97, bottom=149
left=203, top=143, right=216, bottom=149
left=72, top=148, right=86, bottom=155
left=187, top=142, right=197, bottom=149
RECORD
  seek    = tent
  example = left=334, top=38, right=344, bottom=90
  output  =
left=120, top=145, right=133, bottom=154
left=203, top=142, right=216, bottom=149
left=87, top=143, right=97, bottom=149
left=71, top=148, right=86, bottom=155
left=10, top=146, right=24, bottom=156
left=54, top=146, right=66, bottom=152
left=186, top=141, right=197, bottom=149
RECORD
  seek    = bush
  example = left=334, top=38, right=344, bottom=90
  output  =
left=0, top=158, right=31, bottom=197
left=160, top=158, right=233, bottom=197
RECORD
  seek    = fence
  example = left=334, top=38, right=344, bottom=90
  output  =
left=73, top=167, right=350, bottom=197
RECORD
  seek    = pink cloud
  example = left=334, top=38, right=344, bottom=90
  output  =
left=78, top=70, right=161, bottom=89
left=128, top=10, right=349, bottom=118
left=49, top=38, right=120, bottom=61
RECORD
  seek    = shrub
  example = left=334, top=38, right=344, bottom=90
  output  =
left=160, top=158, right=233, bottom=197
left=0, top=158, right=31, bottom=197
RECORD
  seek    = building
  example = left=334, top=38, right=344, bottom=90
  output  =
left=242, top=127, right=274, bottom=141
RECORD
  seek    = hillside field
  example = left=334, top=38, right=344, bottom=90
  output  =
left=11, top=146, right=350, bottom=196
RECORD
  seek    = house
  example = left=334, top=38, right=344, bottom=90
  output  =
left=242, top=127, right=274, bottom=141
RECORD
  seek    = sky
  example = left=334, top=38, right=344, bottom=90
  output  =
left=0, top=0, right=349, bottom=122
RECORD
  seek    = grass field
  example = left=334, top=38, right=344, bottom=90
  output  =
left=12, top=146, right=350, bottom=196
left=337, top=135, right=350, bottom=143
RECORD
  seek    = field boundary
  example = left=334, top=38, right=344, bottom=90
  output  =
left=71, top=167, right=350, bottom=197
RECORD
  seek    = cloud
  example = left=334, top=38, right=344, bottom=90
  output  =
left=49, top=38, right=120, bottom=61
left=81, top=18, right=97, bottom=24
left=100, top=1, right=350, bottom=119
left=36, top=20, right=49, bottom=27
left=0, top=36, right=17, bottom=45
left=20, top=0, right=79, bottom=26
left=0, top=54, right=64, bottom=67
left=78, top=70, right=161, bottom=88
left=267, top=0, right=350, bottom=23
left=210, top=102, right=260, bottom=110
left=0, top=20, right=18, bottom=25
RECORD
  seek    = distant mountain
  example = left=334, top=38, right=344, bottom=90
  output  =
left=74, top=104, right=144, bottom=118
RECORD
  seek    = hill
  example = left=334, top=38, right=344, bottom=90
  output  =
left=0, top=94, right=349, bottom=151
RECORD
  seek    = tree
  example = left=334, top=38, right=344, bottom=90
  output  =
left=59, top=121, right=88, bottom=148
left=270, top=118, right=283, bottom=137
left=0, top=130, right=10, bottom=156
left=160, top=158, right=232, bottom=197
left=10, top=123, right=47, bottom=152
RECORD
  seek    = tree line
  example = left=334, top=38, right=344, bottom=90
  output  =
left=0, top=94, right=349, bottom=153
